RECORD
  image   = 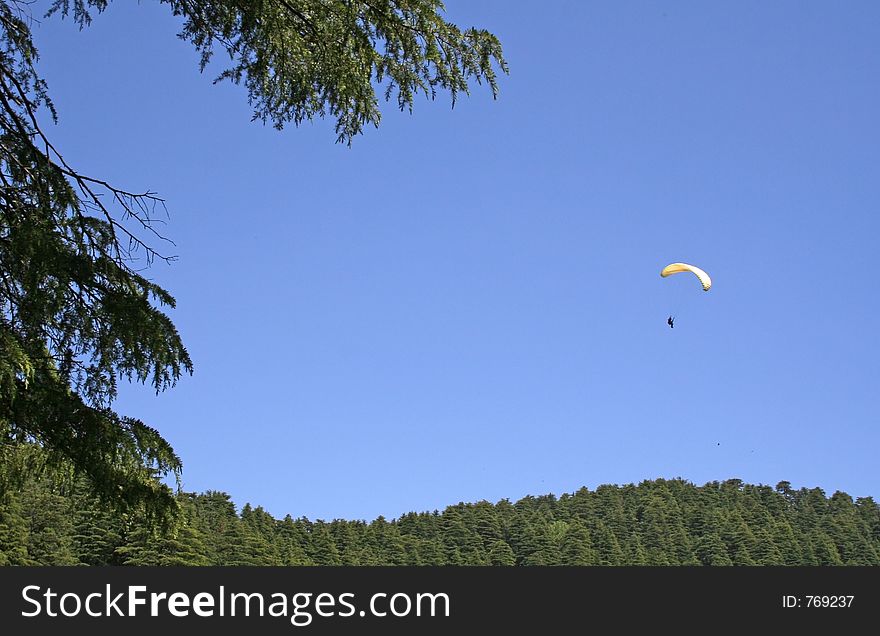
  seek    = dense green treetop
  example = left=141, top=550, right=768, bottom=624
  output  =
left=48, top=0, right=507, bottom=144
left=2, top=453, right=877, bottom=567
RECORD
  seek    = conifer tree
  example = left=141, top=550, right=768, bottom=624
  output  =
left=520, top=522, right=560, bottom=566
left=276, top=515, right=312, bottom=566
left=637, top=496, right=673, bottom=565
left=855, top=497, right=880, bottom=543
left=219, top=518, right=280, bottom=566
left=399, top=535, right=424, bottom=566
left=721, top=512, right=757, bottom=566
left=116, top=520, right=211, bottom=566
left=471, top=501, right=503, bottom=551
left=308, top=523, right=342, bottom=566
left=414, top=537, right=446, bottom=566
left=559, top=519, right=595, bottom=565
left=751, top=527, right=784, bottom=565
left=71, top=495, right=124, bottom=565
left=330, top=520, right=366, bottom=565
left=811, top=530, right=843, bottom=566
left=189, top=491, right=239, bottom=565
left=487, top=539, right=516, bottom=566
left=825, top=492, right=879, bottom=565
left=627, top=535, right=651, bottom=566
left=694, top=532, right=733, bottom=566
left=771, top=519, right=804, bottom=566
left=440, top=507, right=486, bottom=565
left=71, top=480, right=124, bottom=565
left=0, top=490, right=30, bottom=565
left=20, top=480, right=77, bottom=564
left=590, top=519, right=626, bottom=566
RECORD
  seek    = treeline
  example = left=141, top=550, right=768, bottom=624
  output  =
left=1, top=469, right=878, bottom=566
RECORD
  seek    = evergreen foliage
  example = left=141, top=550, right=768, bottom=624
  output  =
left=2, top=459, right=877, bottom=566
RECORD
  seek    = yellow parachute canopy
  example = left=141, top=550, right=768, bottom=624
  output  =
left=660, top=262, right=712, bottom=291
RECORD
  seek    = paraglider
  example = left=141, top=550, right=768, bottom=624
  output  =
left=661, top=262, right=711, bottom=327
left=660, top=262, right=711, bottom=291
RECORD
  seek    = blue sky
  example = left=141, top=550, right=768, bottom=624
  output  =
left=30, top=1, right=880, bottom=521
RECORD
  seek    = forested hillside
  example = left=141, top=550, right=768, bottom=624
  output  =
left=2, top=462, right=878, bottom=566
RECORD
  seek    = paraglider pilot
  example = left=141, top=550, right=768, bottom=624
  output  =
left=667, top=316, right=674, bottom=329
